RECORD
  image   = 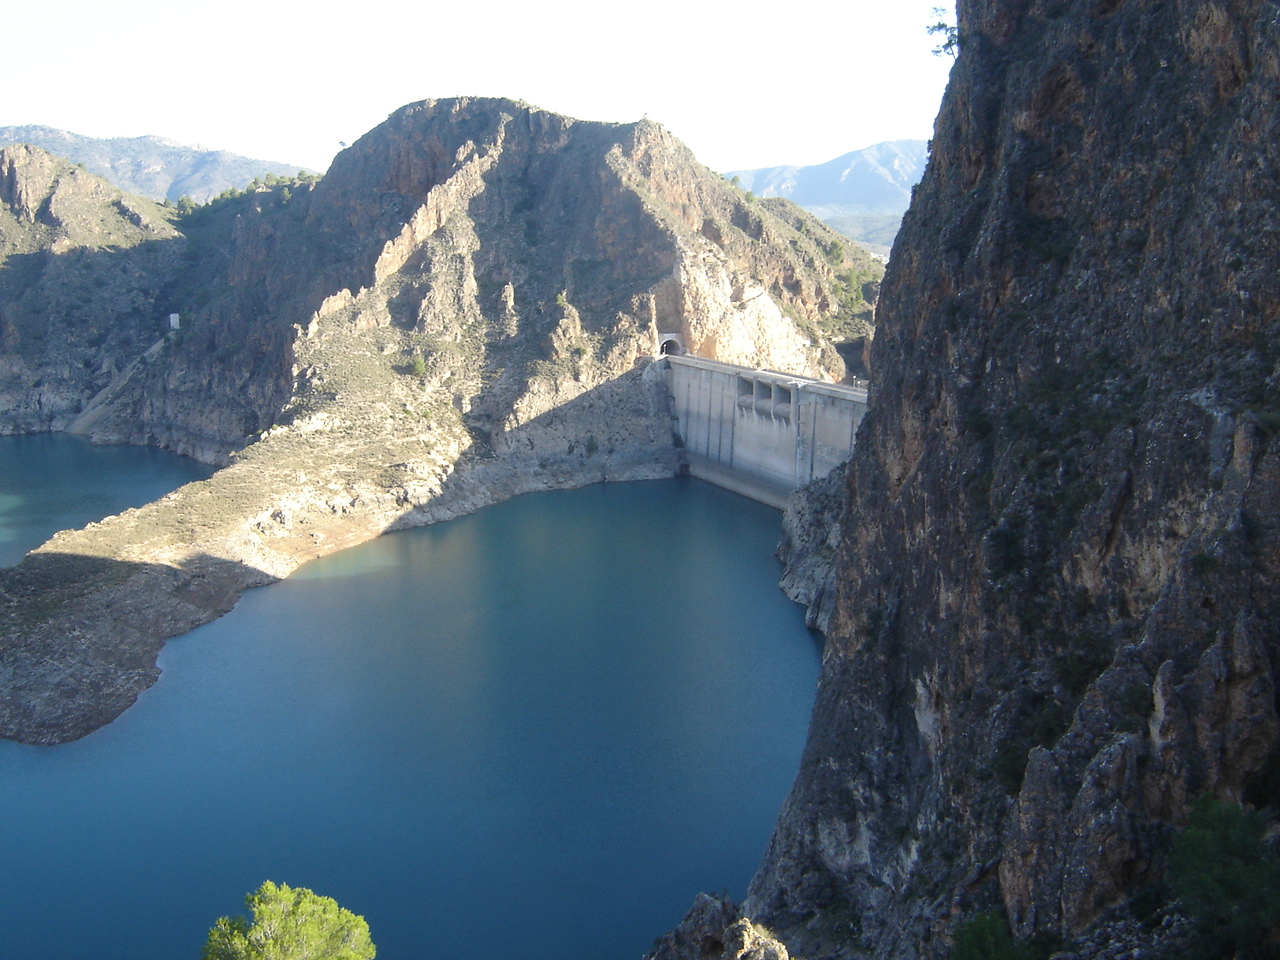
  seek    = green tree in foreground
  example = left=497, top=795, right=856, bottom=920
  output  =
left=1168, top=798, right=1280, bottom=960
left=202, top=881, right=375, bottom=960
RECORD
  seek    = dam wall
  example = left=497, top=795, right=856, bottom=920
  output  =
left=662, top=355, right=867, bottom=508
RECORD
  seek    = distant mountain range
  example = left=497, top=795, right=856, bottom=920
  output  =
left=0, top=125, right=310, bottom=204
left=726, top=140, right=928, bottom=256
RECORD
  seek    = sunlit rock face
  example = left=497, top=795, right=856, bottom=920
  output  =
left=733, top=2, right=1280, bottom=958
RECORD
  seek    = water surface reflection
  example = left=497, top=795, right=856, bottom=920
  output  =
left=0, top=475, right=820, bottom=960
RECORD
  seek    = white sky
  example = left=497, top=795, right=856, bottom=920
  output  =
left=7, top=0, right=955, bottom=174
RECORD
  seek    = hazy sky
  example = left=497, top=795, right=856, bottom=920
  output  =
left=9, top=0, right=955, bottom=174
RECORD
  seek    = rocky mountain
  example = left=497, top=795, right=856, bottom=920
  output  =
left=728, top=140, right=928, bottom=256
left=0, top=125, right=309, bottom=203
left=0, top=145, right=185, bottom=430
left=0, top=97, right=871, bottom=744
left=662, top=1, right=1279, bottom=958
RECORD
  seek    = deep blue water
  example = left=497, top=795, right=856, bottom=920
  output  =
left=0, top=432, right=214, bottom=567
left=0, top=439, right=820, bottom=960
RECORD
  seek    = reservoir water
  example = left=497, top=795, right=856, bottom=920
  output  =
left=0, top=432, right=215, bottom=568
left=0, top=436, right=820, bottom=960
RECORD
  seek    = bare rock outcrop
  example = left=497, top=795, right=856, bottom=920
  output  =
left=720, top=1, right=1280, bottom=958
left=777, top=464, right=849, bottom=633
left=650, top=896, right=793, bottom=960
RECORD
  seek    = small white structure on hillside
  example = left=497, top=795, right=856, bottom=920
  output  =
left=169, top=313, right=181, bottom=331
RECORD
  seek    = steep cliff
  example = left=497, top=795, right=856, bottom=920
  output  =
left=0, top=145, right=185, bottom=434
left=0, top=98, right=864, bottom=744
left=733, top=1, right=1280, bottom=958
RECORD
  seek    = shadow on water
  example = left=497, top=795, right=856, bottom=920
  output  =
left=0, top=476, right=822, bottom=960
left=0, top=549, right=273, bottom=745
left=0, top=359, right=762, bottom=743
left=0, top=432, right=215, bottom=568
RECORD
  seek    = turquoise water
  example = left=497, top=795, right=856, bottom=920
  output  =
left=0, top=443, right=819, bottom=960
left=0, top=432, right=214, bottom=566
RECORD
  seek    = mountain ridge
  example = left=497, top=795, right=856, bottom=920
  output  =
left=0, top=124, right=310, bottom=204
left=727, top=140, right=928, bottom=255
left=727, top=139, right=926, bottom=213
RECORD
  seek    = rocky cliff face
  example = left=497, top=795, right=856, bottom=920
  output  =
left=0, top=98, right=864, bottom=744
left=0, top=145, right=184, bottom=434
left=730, top=1, right=1280, bottom=957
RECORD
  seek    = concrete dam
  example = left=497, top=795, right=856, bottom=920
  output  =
left=661, top=355, right=868, bottom=508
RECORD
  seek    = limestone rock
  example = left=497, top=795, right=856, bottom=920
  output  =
left=648, top=893, right=743, bottom=960
left=647, top=896, right=792, bottom=960
left=736, top=1, right=1280, bottom=957
left=721, top=921, right=791, bottom=960
left=777, top=463, right=849, bottom=632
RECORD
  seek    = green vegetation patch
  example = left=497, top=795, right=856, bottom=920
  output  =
left=1167, top=798, right=1280, bottom=960
left=951, top=910, right=1059, bottom=960
left=202, top=880, right=375, bottom=960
